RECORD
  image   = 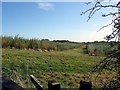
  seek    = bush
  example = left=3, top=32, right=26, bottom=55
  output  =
left=2, top=35, right=81, bottom=51
left=87, top=43, right=111, bottom=56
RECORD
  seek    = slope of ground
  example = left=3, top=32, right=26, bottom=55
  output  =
left=2, top=48, right=117, bottom=88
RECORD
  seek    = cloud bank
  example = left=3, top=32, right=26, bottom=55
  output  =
left=88, top=24, right=113, bottom=41
left=38, top=2, right=54, bottom=11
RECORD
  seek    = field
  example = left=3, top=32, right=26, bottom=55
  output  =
left=2, top=48, right=117, bottom=88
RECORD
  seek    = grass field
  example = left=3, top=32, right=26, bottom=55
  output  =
left=2, top=48, right=117, bottom=88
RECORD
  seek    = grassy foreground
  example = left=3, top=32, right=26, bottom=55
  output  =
left=2, top=48, right=117, bottom=88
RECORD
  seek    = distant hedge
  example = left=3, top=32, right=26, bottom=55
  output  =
left=86, top=42, right=117, bottom=56
left=1, top=35, right=81, bottom=51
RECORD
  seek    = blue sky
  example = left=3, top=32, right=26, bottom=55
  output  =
left=2, top=2, right=117, bottom=42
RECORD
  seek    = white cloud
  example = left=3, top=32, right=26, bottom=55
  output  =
left=38, top=2, right=54, bottom=11
left=88, top=24, right=113, bottom=41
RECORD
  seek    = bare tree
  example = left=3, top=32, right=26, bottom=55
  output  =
left=81, top=1, right=120, bottom=88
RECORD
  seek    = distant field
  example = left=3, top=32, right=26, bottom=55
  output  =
left=2, top=48, right=117, bottom=88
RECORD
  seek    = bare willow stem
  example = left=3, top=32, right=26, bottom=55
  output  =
left=81, top=1, right=120, bottom=88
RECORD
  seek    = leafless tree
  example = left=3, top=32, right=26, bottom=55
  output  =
left=81, top=1, right=120, bottom=88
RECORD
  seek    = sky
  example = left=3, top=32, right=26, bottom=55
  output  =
left=2, top=1, right=118, bottom=42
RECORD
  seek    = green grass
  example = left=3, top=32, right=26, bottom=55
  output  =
left=2, top=48, right=117, bottom=88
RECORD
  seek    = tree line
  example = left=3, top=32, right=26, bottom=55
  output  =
left=1, top=35, right=81, bottom=51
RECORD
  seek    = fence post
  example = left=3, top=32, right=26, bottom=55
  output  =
left=48, top=80, right=61, bottom=90
left=79, top=80, right=92, bottom=90
left=2, top=76, right=24, bottom=90
left=30, top=75, right=43, bottom=90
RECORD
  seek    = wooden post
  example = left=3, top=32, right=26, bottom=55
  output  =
left=79, top=80, right=92, bottom=90
left=30, top=75, right=43, bottom=90
left=2, top=76, right=24, bottom=90
left=48, top=80, right=60, bottom=90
